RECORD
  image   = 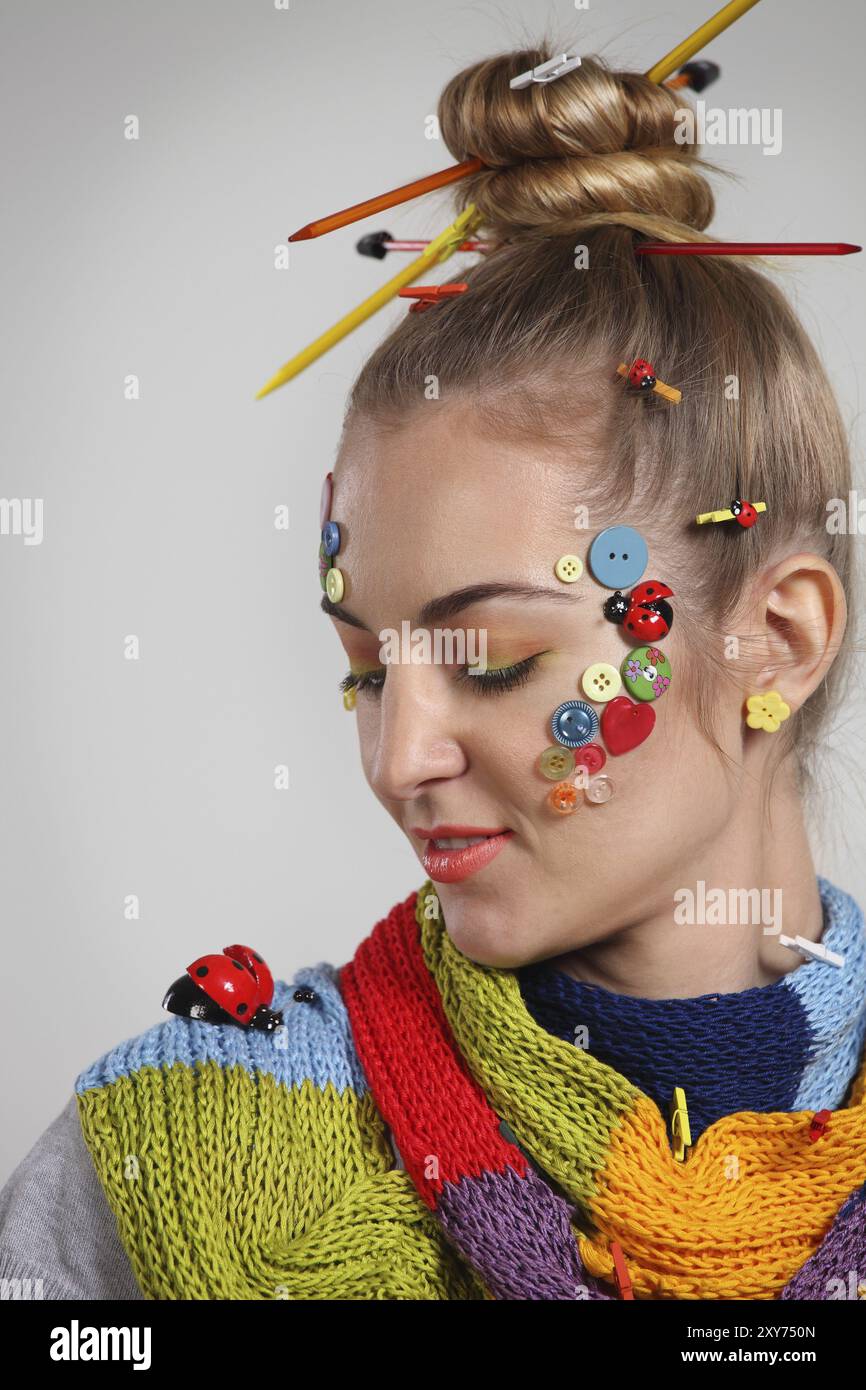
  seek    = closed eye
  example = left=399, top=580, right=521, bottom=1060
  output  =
left=339, top=654, right=544, bottom=699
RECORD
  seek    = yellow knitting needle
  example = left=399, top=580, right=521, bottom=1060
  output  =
left=645, top=0, right=762, bottom=84
left=258, top=0, right=762, bottom=397
left=256, top=206, right=482, bottom=398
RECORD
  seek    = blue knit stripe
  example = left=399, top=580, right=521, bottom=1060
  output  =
left=786, top=876, right=866, bottom=1110
left=74, top=963, right=367, bottom=1097
left=517, top=875, right=866, bottom=1142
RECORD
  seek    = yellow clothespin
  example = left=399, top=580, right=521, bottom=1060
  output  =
left=670, top=1086, right=691, bottom=1162
left=256, top=205, right=482, bottom=398
left=696, top=502, right=767, bottom=524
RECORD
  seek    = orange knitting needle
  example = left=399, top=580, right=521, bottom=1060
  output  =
left=287, top=1, right=762, bottom=243
left=289, top=158, right=484, bottom=242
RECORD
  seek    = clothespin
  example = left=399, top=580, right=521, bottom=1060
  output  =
left=509, top=53, right=581, bottom=89
left=256, top=205, right=482, bottom=396
left=695, top=500, right=767, bottom=526
left=609, top=1241, right=635, bottom=1300
left=778, top=935, right=845, bottom=969
left=398, top=283, right=468, bottom=313
left=807, top=1109, right=832, bottom=1143
left=670, top=1086, right=691, bottom=1162
left=287, top=1, right=763, bottom=243
left=617, top=360, right=682, bottom=404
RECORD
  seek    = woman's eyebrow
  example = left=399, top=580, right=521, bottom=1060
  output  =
left=320, top=581, right=581, bottom=632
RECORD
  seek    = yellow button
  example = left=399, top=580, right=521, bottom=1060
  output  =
left=581, top=662, right=622, bottom=703
left=539, top=746, right=575, bottom=781
left=325, top=567, right=345, bottom=603
left=554, top=554, right=583, bottom=583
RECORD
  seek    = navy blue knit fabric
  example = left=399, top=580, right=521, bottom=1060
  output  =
left=517, top=876, right=866, bottom=1143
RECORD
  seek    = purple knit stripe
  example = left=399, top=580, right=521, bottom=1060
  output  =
left=435, top=1163, right=615, bottom=1300
left=780, top=1182, right=866, bottom=1299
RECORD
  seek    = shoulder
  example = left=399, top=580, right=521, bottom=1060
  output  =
left=74, top=960, right=370, bottom=1101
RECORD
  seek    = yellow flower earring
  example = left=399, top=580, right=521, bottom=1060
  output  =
left=744, top=690, right=791, bottom=733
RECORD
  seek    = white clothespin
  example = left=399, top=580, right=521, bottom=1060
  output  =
left=778, top=934, right=845, bottom=969
left=509, top=53, right=581, bottom=90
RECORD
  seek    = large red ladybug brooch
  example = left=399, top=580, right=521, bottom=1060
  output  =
left=162, top=944, right=284, bottom=1032
left=602, top=579, right=674, bottom=640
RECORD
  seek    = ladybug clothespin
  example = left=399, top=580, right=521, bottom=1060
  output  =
left=696, top=499, right=767, bottom=527
left=609, top=1241, right=635, bottom=1300
left=617, top=359, right=682, bottom=404
left=398, top=283, right=468, bottom=313
left=163, top=944, right=284, bottom=1033
left=670, top=1086, right=692, bottom=1162
left=808, top=1109, right=832, bottom=1143
left=603, top=580, right=674, bottom=640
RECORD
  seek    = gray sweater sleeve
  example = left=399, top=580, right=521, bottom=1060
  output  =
left=0, top=1096, right=143, bottom=1300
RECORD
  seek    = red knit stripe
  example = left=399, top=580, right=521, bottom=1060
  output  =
left=339, top=890, right=528, bottom=1209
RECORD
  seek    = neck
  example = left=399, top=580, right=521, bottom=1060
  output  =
left=551, top=764, right=823, bottom=998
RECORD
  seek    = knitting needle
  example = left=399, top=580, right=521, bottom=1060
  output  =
left=638, top=242, right=862, bottom=256
left=289, top=159, right=483, bottom=242
left=288, top=1, right=762, bottom=244
left=255, top=206, right=481, bottom=398
left=644, top=0, right=762, bottom=84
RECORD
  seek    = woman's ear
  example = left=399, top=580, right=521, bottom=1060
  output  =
left=750, top=552, right=848, bottom=709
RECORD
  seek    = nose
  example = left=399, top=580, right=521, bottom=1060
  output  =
left=366, top=664, right=468, bottom=802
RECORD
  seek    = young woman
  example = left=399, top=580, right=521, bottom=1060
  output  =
left=1, top=47, right=864, bottom=1302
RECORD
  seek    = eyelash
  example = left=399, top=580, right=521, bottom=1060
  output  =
left=339, top=654, right=543, bottom=699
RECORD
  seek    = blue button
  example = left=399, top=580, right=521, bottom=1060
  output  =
left=588, top=526, right=648, bottom=589
left=551, top=700, right=599, bottom=748
left=322, top=521, right=341, bottom=557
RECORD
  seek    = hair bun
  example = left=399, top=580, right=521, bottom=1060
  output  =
left=437, top=51, right=715, bottom=239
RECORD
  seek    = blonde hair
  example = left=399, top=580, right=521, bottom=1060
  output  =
left=345, top=49, right=858, bottom=817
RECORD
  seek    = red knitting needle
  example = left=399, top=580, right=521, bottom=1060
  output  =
left=637, top=242, right=862, bottom=256
left=289, top=158, right=484, bottom=241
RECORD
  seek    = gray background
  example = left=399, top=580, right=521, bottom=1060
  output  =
left=1, top=0, right=864, bottom=1184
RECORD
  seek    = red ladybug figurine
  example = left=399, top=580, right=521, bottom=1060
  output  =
left=603, top=580, right=674, bottom=639
left=730, top=498, right=758, bottom=528
left=628, top=358, right=657, bottom=391
left=163, top=944, right=284, bottom=1032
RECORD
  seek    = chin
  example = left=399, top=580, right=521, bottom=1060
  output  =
left=439, top=898, right=535, bottom=970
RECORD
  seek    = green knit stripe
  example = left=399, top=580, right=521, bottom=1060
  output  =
left=77, top=1060, right=483, bottom=1300
left=416, top=883, right=641, bottom=1208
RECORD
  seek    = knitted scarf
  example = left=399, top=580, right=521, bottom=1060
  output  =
left=75, top=879, right=866, bottom=1300
left=339, top=881, right=866, bottom=1300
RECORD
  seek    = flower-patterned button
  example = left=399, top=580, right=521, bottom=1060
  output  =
left=581, top=662, right=622, bottom=703
left=318, top=540, right=330, bottom=591
left=554, top=554, right=583, bottom=583
left=621, top=645, right=671, bottom=701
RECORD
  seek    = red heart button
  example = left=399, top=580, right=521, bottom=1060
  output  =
left=601, top=696, right=656, bottom=756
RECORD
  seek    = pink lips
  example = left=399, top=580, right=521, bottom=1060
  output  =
left=412, top=825, right=514, bottom=883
